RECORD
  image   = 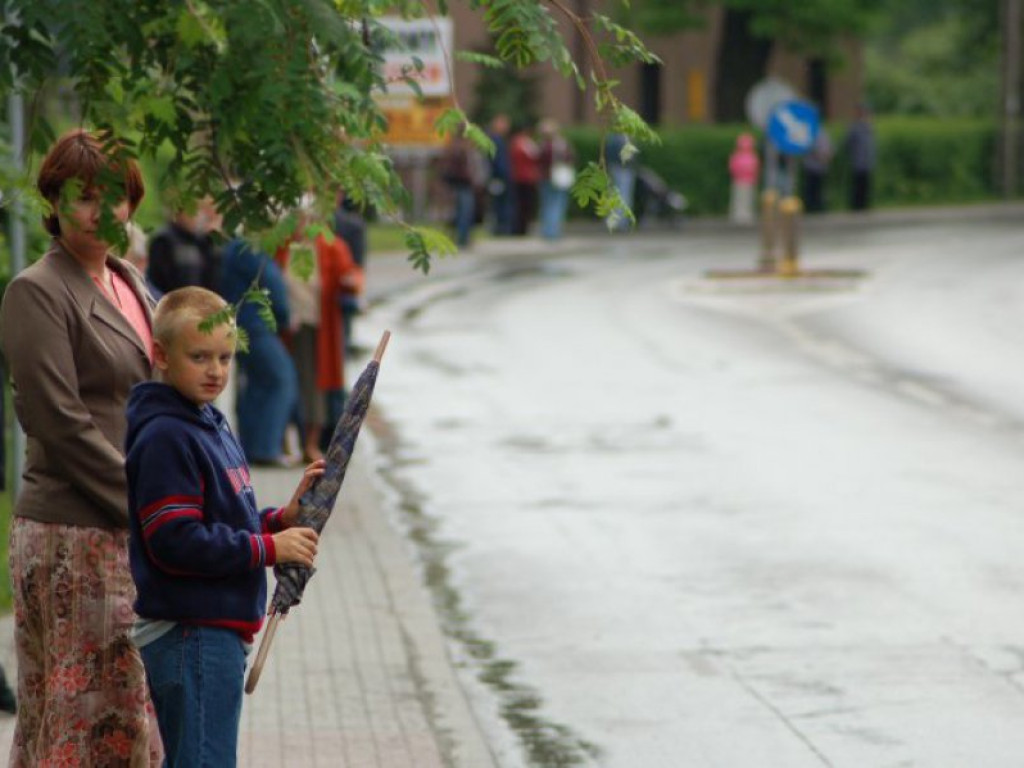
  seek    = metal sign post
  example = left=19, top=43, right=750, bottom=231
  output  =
left=7, top=90, right=26, bottom=495
left=745, top=78, right=797, bottom=273
left=766, top=100, right=820, bottom=276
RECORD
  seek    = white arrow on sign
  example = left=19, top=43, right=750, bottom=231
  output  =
left=776, top=106, right=811, bottom=148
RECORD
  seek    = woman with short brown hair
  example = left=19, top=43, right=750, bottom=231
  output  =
left=0, top=128, right=162, bottom=766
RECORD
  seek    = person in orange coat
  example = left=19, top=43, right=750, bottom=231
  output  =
left=276, top=200, right=364, bottom=461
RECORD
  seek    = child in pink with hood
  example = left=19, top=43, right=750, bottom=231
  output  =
left=728, top=133, right=760, bottom=224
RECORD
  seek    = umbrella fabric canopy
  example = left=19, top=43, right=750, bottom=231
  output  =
left=246, top=330, right=390, bottom=693
left=270, top=336, right=384, bottom=612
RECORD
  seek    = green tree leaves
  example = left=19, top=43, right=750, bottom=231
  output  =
left=1, top=0, right=658, bottom=276
left=404, top=225, right=456, bottom=274
left=865, top=0, right=999, bottom=117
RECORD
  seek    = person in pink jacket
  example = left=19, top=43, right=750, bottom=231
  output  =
left=728, top=133, right=760, bottom=224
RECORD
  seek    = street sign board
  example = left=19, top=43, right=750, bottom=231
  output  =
left=745, top=77, right=798, bottom=129
left=767, top=100, right=821, bottom=156
left=375, top=16, right=454, bottom=148
left=379, top=16, right=453, bottom=98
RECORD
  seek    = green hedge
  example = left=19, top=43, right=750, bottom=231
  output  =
left=566, top=125, right=742, bottom=216
left=566, top=117, right=1001, bottom=217
left=868, top=117, right=998, bottom=206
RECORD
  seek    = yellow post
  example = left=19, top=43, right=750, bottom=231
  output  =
left=687, top=69, right=707, bottom=122
left=758, top=189, right=778, bottom=272
left=777, top=195, right=803, bottom=276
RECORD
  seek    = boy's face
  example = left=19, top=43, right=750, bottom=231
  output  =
left=154, top=320, right=236, bottom=406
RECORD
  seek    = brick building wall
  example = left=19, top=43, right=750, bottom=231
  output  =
left=446, top=5, right=863, bottom=126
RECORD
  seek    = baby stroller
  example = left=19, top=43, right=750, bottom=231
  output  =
left=634, top=166, right=687, bottom=229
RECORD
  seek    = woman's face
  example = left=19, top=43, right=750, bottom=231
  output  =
left=57, top=186, right=130, bottom=257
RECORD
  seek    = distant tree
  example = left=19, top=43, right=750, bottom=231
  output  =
left=865, top=0, right=1001, bottom=117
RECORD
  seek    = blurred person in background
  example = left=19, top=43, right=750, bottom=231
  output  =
left=728, top=133, right=760, bottom=225
left=486, top=113, right=514, bottom=235
left=537, top=118, right=576, bottom=240
left=148, top=194, right=223, bottom=294
left=606, top=132, right=638, bottom=231
left=439, top=129, right=478, bottom=248
left=510, top=122, right=541, bottom=236
left=844, top=103, right=876, bottom=211
left=220, top=237, right=299, bottom=467
left=333, top=188, right=367, bottom=355
left=276, top=196, right=363, bottom=462
left=802, top=128, right=833, bottom=213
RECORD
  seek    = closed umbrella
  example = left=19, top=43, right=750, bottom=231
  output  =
left=245, top=330, right=391, bottom=694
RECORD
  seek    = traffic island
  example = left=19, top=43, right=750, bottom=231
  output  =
left=684, top=268, right=867, bottom=296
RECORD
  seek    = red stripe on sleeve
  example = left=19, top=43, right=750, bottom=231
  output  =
left=142, top=508, right=203, bottom=540
left=262, top=508, right=285, bottom=533
left=138, top=495, right=203, bottom=523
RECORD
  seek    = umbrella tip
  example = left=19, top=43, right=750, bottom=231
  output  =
left=374, top=330, right=391, bottom=363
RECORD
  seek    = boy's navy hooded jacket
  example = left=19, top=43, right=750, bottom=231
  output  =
left=126, top=382, right=286, bottom=640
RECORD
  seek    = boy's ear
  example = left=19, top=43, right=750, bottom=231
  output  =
left=153, top=339, right=170, bottom=372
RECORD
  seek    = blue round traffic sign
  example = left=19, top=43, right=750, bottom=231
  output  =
left=767, top=100, right=821, bottom=156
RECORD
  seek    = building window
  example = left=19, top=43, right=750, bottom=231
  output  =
left=807, top=58, right=829, bottom=118
left=639, top=62, right=662, bottom=125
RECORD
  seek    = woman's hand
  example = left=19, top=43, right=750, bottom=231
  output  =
left=281, top=459, right=326, bottom=527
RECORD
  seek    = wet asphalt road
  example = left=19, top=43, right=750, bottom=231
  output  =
left=363, top=213, right=1024, bottom=767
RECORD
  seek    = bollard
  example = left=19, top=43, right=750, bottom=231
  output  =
left=777, top=195, right=803, bottom=276
left=758, top=189, right=779, bottom=272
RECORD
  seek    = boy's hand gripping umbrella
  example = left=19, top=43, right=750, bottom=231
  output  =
left=245, top=330, right=391, bottom=694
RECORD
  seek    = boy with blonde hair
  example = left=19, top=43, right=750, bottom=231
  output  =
left=126, top=286, right=322, bottom=766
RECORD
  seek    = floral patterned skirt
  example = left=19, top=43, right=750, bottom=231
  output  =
left=8, top=517, right=163, bottom=767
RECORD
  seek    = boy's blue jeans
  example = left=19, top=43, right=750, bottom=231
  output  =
left=140, top=624, right=246, bottom=768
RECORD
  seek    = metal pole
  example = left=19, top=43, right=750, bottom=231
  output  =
left=7, top=89, right=26, bottom=496
left=777, top=195, right=803, bottom=276
left=778, top=154, right=802, bottom=275
left=758, top=189, right=778, bottom=272
left=758, top=142, right=780, bottom=271
left=1003, top=0, right=1022, bottom=197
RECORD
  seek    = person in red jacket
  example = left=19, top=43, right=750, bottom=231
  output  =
left=277, top=197, right=364, bottom=461
left=509, top=123, right=541, bottom=236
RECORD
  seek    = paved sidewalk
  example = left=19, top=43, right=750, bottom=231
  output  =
left=238, top=444, right=496, bottom=767
left=0, top=445, right=496, bottom=766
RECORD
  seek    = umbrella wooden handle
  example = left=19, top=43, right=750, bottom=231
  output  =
left=373, top=330, right=391, bottom=363
left=245, top=612, right=281, bottom=695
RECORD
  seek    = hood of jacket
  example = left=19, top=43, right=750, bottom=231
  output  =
left=126, top=381, right=225, bottom=452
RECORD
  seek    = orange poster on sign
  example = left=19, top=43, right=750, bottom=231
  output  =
left=379, top=96, right=454, bottom=148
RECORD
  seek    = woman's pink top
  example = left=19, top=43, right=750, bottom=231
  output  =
left=96, top=270, right=154, bottom=362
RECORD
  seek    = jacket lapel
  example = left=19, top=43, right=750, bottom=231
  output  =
left=50, top=242, right=152, bottom=360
